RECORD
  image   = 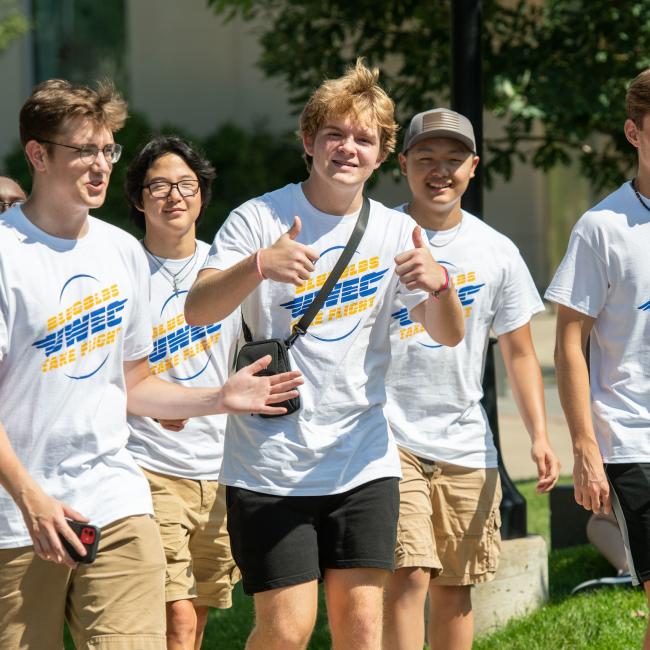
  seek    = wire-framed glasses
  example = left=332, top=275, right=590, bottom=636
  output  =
left=143, top=180, right=200, bottom=199
left=39, top=140, right=123, bottom=165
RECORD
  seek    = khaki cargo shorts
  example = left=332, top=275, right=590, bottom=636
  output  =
left=143, top=468, right=240, bottom=608
left=395, top=447, right=502, bottom=586
left=0, top=514, right=166, bottom=650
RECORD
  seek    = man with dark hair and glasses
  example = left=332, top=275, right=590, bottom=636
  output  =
left=0, top=176, right=27, bottom=212
left=125, top=136, right=242, bottom=650
left=0, top=80, right=302, bottom=650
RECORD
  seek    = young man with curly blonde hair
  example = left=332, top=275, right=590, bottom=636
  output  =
left=186, top=60, right=464, bottom=650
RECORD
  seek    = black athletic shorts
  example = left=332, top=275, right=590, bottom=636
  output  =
left=606, top=462, right=650, bottom=585
left=226, top=477, right=400, bottom=595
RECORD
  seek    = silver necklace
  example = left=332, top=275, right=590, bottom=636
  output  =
left=405, top=203, right=464, bottom=248
left=141, top=241, right=199, bottom=293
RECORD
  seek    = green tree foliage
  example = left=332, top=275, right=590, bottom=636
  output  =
left=4, top=113, right=306, bottom=238
left=0, top=0, right=28, bottom=51
left=209, top=0, right=650, bottom=191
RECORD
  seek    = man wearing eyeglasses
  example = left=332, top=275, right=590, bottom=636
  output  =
left=0, top=175, right=27, bottom=212
left=0, top=80, right=302, bottom=650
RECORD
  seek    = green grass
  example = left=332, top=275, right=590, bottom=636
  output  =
left=63, top=478, right=648, bottom=649
left=474, top=479, right=647, bottom=650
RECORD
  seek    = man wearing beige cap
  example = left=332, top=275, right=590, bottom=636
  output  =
left=382, top=108, right=560, bottom=650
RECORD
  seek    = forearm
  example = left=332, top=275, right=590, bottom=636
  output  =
left=555, top=342, right=598, bottom=454
left=185, top=255, right=261, bottom=325
left=503, top=351, right=548, bottom=442
left=0, top=421, right=40, bottom=508
left=414, top=287, right=464, bottom=347
left=126, top=375, right=223, bottom=419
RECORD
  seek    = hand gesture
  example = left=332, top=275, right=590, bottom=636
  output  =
left=395, top=226, right=448, bottom=293
left=217, top=355, right=303, bottom=415
left=259, top=217, right=320, bottom=286
left=17, top=481, right=88, bottom=567
left=573, top=445, right=610, bottom=513
left=530, top=439, right=560, bottom=494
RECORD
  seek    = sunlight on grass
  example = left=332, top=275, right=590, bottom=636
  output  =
left=62, top=477, right=647, bottom=649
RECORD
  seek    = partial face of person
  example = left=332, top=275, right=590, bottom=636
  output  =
left=303, top=114, right=384, bottom=188
left=399, top=137, right=479, bottom=212
left=0, top=177, right=27, bottom=212
left=139, top=153, right=201, bottom=239
left=36, top=117, right=116, bottom=211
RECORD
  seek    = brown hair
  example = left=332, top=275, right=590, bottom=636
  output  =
left=626, top=69, right=650, bottom=127
left=299, top=59, right=398, bottom=170
left=19, top=79, right=128, bottom=149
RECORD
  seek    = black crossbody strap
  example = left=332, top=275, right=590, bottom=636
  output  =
left=241, top=319, right=253, bottom=343
left=285, top=196, right=370, bottom=347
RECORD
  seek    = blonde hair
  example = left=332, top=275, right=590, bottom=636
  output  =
left=20, top=79, right=128, bottom=149
left=299, top=59, right=398, bottom=170
left=627, top=69, right=650, bottom=127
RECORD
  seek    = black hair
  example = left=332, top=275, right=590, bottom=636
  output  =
left=124, top=135, right=216, bottom=232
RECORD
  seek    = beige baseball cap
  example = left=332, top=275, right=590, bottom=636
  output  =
left=402, top=108, right=476, bottom=153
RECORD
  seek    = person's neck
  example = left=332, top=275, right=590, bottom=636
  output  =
left=406, top=197, right=462, bottom=232
left=635, top=170, right=650, bottom=198
left=301, top=177, right=364, bottom=216
left=20, top=194, right=89, bottom=240
left=143, top=229, right=196, bottom=259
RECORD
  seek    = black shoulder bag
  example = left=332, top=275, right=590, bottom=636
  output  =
left=235, top=197, right=370, bottom=417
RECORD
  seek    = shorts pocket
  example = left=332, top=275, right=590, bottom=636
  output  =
left=479, top=506, right=501, bottom=574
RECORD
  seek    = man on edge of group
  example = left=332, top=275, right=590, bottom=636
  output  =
left=382, top=108, right=560, bottom=650
left=0, top=175, right=27, bottom=212
left=546, top=69, right=650, bottom=649
left=125, top=135, right=242, bottom=650
left=0, top=79, right=301, bottom=650
left=185, top=61, right=464, bottom=650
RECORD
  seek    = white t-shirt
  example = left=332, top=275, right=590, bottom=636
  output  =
left=385, top=208, right=544, bottom=468
left=127, top=240, right=240, bottom=479
left=203, top=183, right=427, bottom=495
left=0, top=208, right=154, bottom=549
left=545, top=181, right=650, bottom=463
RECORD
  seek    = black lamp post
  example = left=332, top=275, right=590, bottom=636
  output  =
left=451, top=0, right=527, bottom=539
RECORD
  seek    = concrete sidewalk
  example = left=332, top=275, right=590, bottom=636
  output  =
left=496, top=304, right=575, bottom=480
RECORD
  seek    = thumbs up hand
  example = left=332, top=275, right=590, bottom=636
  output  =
left=412, top=225, right=426, bottom=249
left=395, top=226, right=449, bottom=293
left=258, top=216, right=320, bottom=286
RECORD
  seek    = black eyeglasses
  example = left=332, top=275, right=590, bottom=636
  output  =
left=39, top=140, right=122, bottom=165
left=0, top=200, right=24, bottom=213
left=143, top=179, right=200, bottom=199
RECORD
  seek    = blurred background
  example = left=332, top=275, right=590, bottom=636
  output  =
left=2, top=0, right=647, bottom=292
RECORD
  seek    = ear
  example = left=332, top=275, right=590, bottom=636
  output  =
left=373, top=149, right=389, bottom=170
left=302, top=132, right=315, bottom=157
left=625, top=119, right=640, bottom=148
left=24, top=140, right=48, bottom=172
left=398, top=153, right=408, bottom=176
left=469, top=154, right=480, bottom=179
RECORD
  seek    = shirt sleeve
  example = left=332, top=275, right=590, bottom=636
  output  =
left=123, top=244, right=154, bottom=361
left=492, top=248, right=545, bottom=336
left=202, top=203, right=261, bottom=271
left=544, top=230, right=609, bottom=318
